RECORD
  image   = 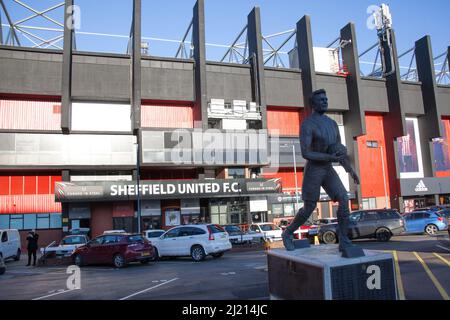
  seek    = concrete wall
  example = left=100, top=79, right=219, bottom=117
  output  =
left=0, top=48, right=62, bottom=96
left=316, top=73, right=349, bottom=111
left=265, top=68, right=303, bottom=107
left=402, top=82, right=425, bottom=115
left=361, top=78, right=389, bottom=112
left=437, top=86, right=450, bottom=117
left=206, top=62, right=253, bottom=102
left=72, top=53, right=130, bottom=102
left=142, top=58, right=194, bottom=101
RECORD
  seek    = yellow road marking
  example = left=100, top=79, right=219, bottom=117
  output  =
left=433, top=253, right=450, bottom=267
left=413, top=252, right=449, bottom=300
left=392, top=251, right=406, bottom=300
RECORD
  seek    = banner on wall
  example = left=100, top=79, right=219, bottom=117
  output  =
left=55, top=178, right=282, bottom=202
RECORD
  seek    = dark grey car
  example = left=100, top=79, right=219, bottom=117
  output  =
left=317, top=209, right=406, bottom=244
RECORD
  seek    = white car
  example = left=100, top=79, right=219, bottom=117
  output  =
left=143, top=229, right=166, bottom=240
left=40, top=235, right=89, bottom=257
left=0, top=229, right=21, bottom=261
left=249, top=223, right=283, bottom=242
left=150, top=224, right=232, bottom=262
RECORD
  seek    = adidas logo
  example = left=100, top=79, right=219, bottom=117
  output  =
left=414, top=180, right=428, bottom=192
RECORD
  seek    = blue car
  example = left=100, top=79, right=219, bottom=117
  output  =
left=402, top=211, right=448, bottom=235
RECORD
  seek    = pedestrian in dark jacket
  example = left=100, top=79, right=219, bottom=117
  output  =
left=26, top=230, right=39, bottom=266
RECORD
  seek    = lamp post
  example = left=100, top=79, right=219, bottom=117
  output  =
left=135, top=143, right=141, bottom=233
left=292, top=144, right=300, bottom=208
left=380, top=144, right=389, bottom=208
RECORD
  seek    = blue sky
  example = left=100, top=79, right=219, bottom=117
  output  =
left=2, top=0, right=449, bottom=69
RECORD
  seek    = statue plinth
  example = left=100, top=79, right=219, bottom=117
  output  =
left=267, top=245, right=398, bottom=300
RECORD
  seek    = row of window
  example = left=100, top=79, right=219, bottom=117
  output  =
left=0, top=213, right=62, bottom=230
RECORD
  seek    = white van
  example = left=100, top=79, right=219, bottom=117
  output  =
left=0, top=229, right=22, bottom=261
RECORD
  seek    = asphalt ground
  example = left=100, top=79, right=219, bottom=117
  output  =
left=0, top=233, right=449, bottom=300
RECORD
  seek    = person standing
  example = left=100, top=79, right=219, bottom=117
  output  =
left=26, top=230, right=39, bottom=267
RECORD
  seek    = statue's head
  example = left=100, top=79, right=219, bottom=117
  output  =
left=310, top=89, right=328, bottom=114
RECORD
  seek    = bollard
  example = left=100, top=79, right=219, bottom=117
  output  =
left=314, top=235, right=320, bottom=245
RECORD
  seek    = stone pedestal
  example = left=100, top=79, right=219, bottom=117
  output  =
left=267, top=245, right=398, bottom=300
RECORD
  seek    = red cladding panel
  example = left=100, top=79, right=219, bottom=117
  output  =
left=262, top=168, right=303, bottom=193
left=0, top=99, right=61, bottom=130
left=24, top=176, right=37, bottom=195
left=37, top=176, right=50, bottom=195
left=141, top=104, right=194, bottom=128
left=267, top=107, right=303, bottom=136
left=50, top=176, right=62, bottom=194
left=10, top=176, right=23, bottom=195
left=357, top=114, right=391, bottom=198
left=0, top=194, right=61, bottom=214
left=0, top=177, right=9, bottom=195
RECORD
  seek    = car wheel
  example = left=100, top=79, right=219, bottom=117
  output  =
left=425, top=224, right=438, bottom=236
left=150, top=248, right=159, bottom=262
left=74, top=254, right=84, bottom=267
left=376, top=228, right=392, bottom=242
left=14, top=249, right=21, bottom=261
left=113, top=254, right=126, bottom=268
left=211, top=252, right=224, bottom=259
left=322, top=231, right=337, bottom=244
left=191, top=245, right=206, bottom=262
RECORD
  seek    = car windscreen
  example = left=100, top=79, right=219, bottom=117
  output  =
left=208, top=225, right=226, bottom=233
left=61, top=236, right=86, bottom=245
left=225, top=226, right=241, bottom=233
left=260, top=224, right=279, bottom=231
left=127, top=235, right=145, bottom=243
left=147, top=231, right=164, bottom=238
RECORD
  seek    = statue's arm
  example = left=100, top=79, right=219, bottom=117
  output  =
left=300, top=122, right=334, bottom=162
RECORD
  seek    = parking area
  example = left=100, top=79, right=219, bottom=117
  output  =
left=0, top=234, right=449, bottom=300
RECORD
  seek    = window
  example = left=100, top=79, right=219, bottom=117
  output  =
left=50, top=214, right=62, bottom=229
left=362, top=212, right=379, bottom=221
left=164, top=228, right=180, bottom=238
left=1, top=231, right=7, bottom=242
left=127, top=235, right=145, bottom=243
left=24, top=214, right=37, bottom=230
left=10, top=215, right=23, bottom=230
left=37, top=214, right=50, bottom=229
left=381, top=211, right=401, bottom=219
left=103, top=235, right=119, bottom=244
left=90, top=236, right=105, bottom=245
left=208, top=225, right=225, bottom=233
left=0, top=215, right=9, bottom=229
left=228, top=168, right=245, bottom=179
left=61, top=236, right=86, bottom=245
left=366, top=141, right=379, bottom=148
left=187, top=227, right=206, bottom=235
left=350, top=212, right=362, bottom=222
left=178, top=227, right=191, bottom=237
left=362, top=198, right=377, bottom=210
left=271, top=204, right=283, bottom=216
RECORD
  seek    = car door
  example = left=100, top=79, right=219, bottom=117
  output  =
left=405, top=212, right=423, bottom=233
left=158, top=228, right=181, bottom=256
left=358, top=211, right=380, bottom=237
left=100, top=235, right=119, bottom=263
left=348, top=212, right=363, bottom=239
left=1, top=231, right=11, bottom=259
left=84, top=236, right=105, bottom=264
left=177, top=227, right=196, bottom=256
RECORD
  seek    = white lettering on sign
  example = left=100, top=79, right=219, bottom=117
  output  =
left=366, top=265, right=381, bottom=290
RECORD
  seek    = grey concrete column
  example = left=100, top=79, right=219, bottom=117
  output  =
left=247, top=7, right=267, bottom=129
left=382, top=30, right=407, bottom=210
left=131, top=0, right=142, bottom=133
left=384, top=30, right=407, bottom=138
left=61, top=170, right=70, bottom=235
left=192, top=0, right=208, bottom=130
left=340, top=23, right=367, bottom=207
left=61, top=0, right=74, bottom=133
left=415, top=36, right=444, bottom=177
left=296, top=15, right=316, bottom=116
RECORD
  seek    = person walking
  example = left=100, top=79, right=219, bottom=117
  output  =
left=26, top=230, right=39, bottom=267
